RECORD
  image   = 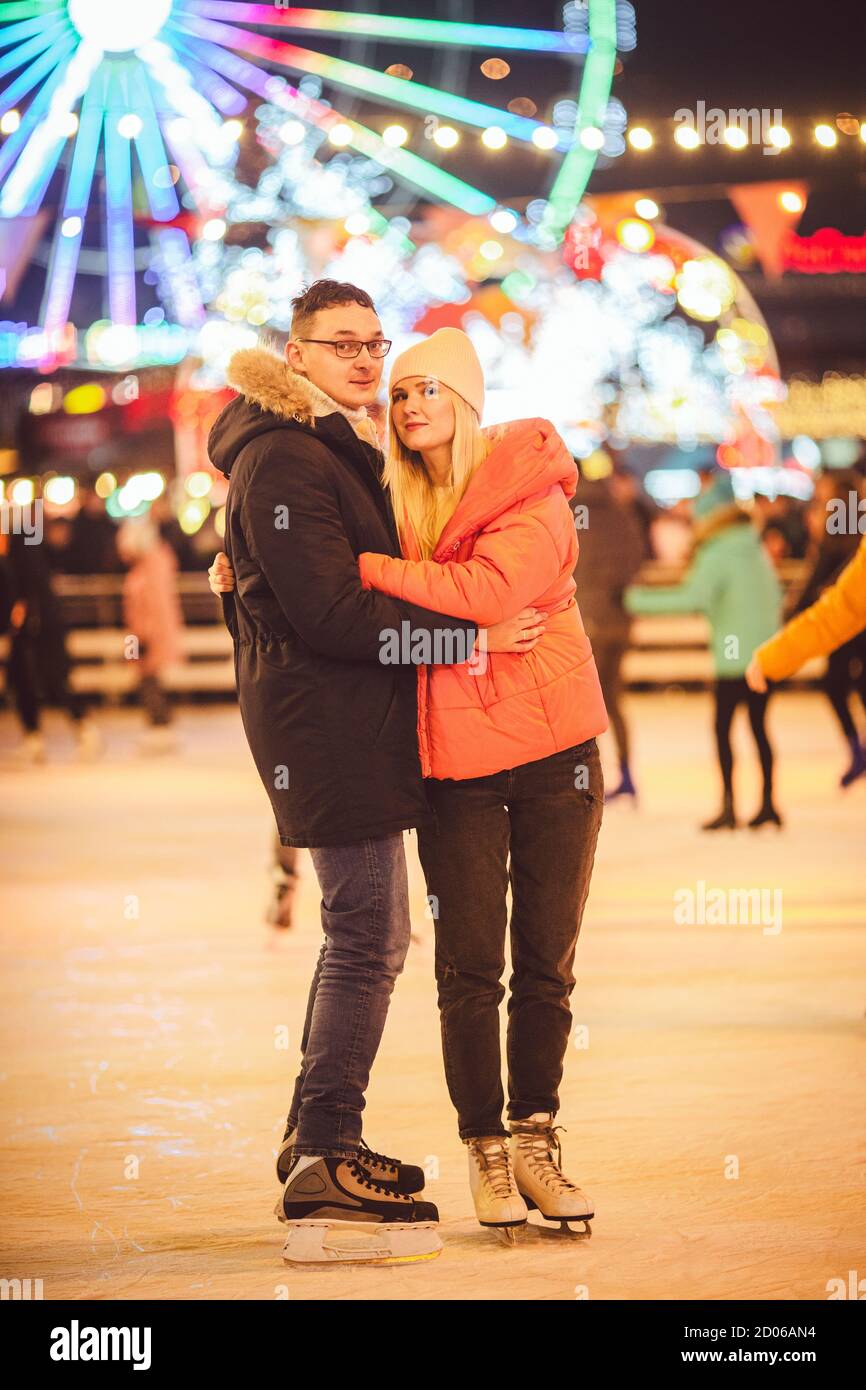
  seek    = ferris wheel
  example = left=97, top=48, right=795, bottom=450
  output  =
left=0, top=1, right=620, bottom=340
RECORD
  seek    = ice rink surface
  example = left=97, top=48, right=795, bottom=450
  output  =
left=1, top=691, right=863, bottom=1301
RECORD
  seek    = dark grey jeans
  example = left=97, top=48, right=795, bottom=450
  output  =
left=417, top=738, right=604, bottom=1140
left=286, top=833, right=411, bottom=1157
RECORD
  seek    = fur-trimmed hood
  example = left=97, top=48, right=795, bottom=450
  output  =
left=208, top=345, right=381, bottom=479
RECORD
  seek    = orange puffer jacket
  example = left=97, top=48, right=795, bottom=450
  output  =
left=359, top=417, right=608, bottom=780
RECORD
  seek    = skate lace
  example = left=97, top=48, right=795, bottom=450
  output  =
left=468, top=1137, right=518, bottom=1198
left=347, top=1157, right=410, bottom=1202
left=514, top=1123, right=580, bottom=1194
left=358, top=1138, right=399, bottom=1173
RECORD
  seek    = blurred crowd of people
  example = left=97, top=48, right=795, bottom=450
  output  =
left=571, top=453, right=866, bottom=823
left=2, top=454, right=864, bottom=856
left=40, top=485, right=204, bottom=577
left=0, top=492, right=191, bottom=760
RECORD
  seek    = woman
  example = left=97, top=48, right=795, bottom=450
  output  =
left=355, top=328, right=608, bottom=1240
left=625, top=471, right=783, bottom=830
left=118, top=518, right=184, bottom=753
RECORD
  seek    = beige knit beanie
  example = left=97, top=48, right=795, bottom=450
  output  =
left=388, top=327, right=484, bottom=419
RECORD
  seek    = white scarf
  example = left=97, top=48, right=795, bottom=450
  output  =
left=299, top=373, right=382, bottom=451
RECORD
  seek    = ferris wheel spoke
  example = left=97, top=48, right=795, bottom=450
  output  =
left=542, top=0, right=617, bottom=239
left=0, top=26, right=74, bottom=117
left=168, top=19, right=495, bottom=215
left=0, top=1, right=64, bottom=22
left=163, top=31, right=248, bottom=116
left=139, top=41, right=228, bottom=148
left=0, top=35, right=77, bottom=186
left=126, top=66, right=182, bottom=223
left=175, top=11, right=553, bottom=146
left=180, top=3, right=589, bottom=56
left=103, top=69, right=137, bottom=327
left=173, top=29, right=495, bottom=216
left=0, top=33, right=104, bottom=218
left=153, top=227, right=206, bottom=329
left=162, top=20, right=276, bottom=99
left=0, top=12, right=69, bottom=55
left=41, top=68, right=109, bottom=335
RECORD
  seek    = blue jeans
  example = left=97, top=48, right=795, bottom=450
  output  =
left=286, top=833, right=411, bottom=1157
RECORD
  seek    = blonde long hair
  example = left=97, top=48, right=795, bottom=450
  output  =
left=383, top=387, right=498, bottom=559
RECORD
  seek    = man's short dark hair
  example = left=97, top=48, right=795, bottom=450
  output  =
left=290, top=279, right=376, bottom=337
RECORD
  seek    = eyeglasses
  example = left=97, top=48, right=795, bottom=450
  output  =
left=296, top=338, right=392, bottom=358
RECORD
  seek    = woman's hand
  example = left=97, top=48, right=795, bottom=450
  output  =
left=477, top=607, right=546, bottom=655
left=208, top=552, right=235, bottom=595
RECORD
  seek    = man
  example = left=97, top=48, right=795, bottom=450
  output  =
left=207, top=279, right=539, bottom=1252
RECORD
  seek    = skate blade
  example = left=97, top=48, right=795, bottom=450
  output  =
left=528, top=1212, right=593, bottom=1238
left=493, top=1226, right=521, bottom=1247
left=521, top=1192, right=593, bottom=1235
left=281, top=1220, right=442, bottom=1266
left=478, top=1219, right=526, bottom=1247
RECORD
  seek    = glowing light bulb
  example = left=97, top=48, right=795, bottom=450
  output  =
left=531, top=127, right=558, bottom=150
left=723, top=126, right=749, bottom=149
left=433, top=125, right=459, bottom=149
left=117, top=114, right=143, bottom=139
left=579, top=127, right=604, bottom=151
left=482, top=126, right=508, bottom=150
left=628, top=127, right=653, bottom=150
left=279, top=120, right=306, bottom=146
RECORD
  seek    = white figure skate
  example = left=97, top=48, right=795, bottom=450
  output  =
left=466, top=1135, right=528, bottom=1246
left=509, top=1113, right=593, bottom=1236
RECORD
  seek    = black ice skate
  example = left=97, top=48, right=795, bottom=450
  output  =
left=276, top=1127, right=426, bottom=1192
left=275, top=1154, right=441, bottom=1266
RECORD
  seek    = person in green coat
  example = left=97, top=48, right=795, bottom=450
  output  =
left=625, top=470, right=783, bottom=830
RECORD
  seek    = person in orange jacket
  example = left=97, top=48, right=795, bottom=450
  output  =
left=746, top=534, right=866, bottom=786
left=356, top=328, right=608, bottom=1239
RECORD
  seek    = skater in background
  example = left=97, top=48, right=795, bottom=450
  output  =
left=65, top=482, right=120, bottom=574
left=0, top=509, right=100, bottom=761
left=570, top=465, right=646, bottom=803
left=746, top=535, right=866, bottom=779
left=266, top=838, right=300, bottom=931
left=357, top=329, right=607, bottom=1241
left=625, top=469, right=784, bottom=830
left=780, top=472, right=866, bottom=788
left=117, top=518, right=184, bottom=754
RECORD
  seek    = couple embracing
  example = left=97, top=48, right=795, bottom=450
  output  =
left=207, top=278, right=608, bottom=1261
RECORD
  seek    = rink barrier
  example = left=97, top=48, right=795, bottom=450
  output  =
left=0, top=563, right=825, bottom=698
